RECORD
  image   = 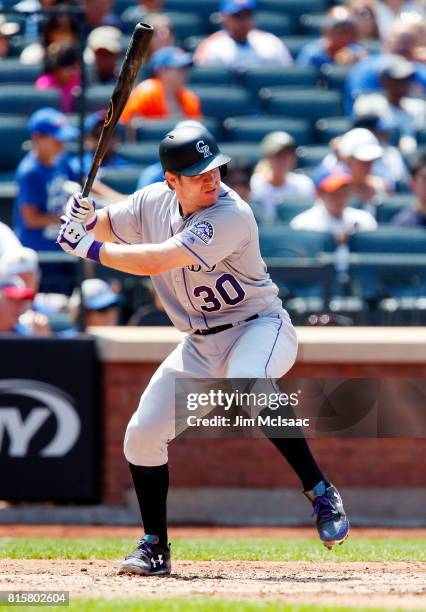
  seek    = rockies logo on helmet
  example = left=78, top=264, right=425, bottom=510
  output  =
left=196, top=140, right=212, bottom=159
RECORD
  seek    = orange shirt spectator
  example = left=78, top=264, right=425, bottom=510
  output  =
left=121, top=46, right=202, bottom=123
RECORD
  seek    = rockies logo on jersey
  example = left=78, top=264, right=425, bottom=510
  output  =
left=196, top=140, right=212, bottom=159
left=189, top=220, right=214, bottom=244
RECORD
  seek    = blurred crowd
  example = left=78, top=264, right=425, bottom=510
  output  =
left=0, top=0, right=425, bottom=332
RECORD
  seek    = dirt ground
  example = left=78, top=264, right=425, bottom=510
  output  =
left=0, top=527, right=425, bottom=609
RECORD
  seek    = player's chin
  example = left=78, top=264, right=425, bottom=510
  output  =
left=202, top=188, right=219, bottom=204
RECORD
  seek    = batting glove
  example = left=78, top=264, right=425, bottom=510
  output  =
left=65, top=193, right=97, bottom=230
left=57, top=216, right=103, bottom=262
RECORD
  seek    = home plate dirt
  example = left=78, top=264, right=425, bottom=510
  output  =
left=0, top=560, right=425, bottom=608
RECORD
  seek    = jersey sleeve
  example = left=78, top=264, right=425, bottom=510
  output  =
left=170, top=209, right=251, bottom=268
left=106, top=192, right=143, bottom=244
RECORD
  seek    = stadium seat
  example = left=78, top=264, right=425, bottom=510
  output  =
left=164, top=0, right=219, bottom=17
left=183, top=34, right=205, bottom=52
left=315, top=116, right=353, bottom=143
left=189, top=65, right=237, bottom=86
left=100, top=167, right=142, bottom=194
left=320, top=64, right=353, bottom=92
left=259, top=225, right=335, bottom=258
left=349, top=227, right=426, bottom=254
left=376, top=194, right=413, bottom=224
left=0, top=86, right=61, bottom=114
left=118, top=143, right=159, bottom=166
left=255, top=11, right=293, bottom=37
left=0, top=182, right=17, bottom=226
left=0, top=116, right=28, bottom=171
left=0, top=60, right=41, bottom=84
left=260, top=87, right=342, bottom=121
left=223, top=116, right=311, bottom=145
left=75, top=85, right=114, bottom=113
left=259, top=0, right=325, bottom=18
left=136, top=117, right=220, bottom=142
left=281, top=35, right=317, bottom=59
left=166, top=11, right=208, bottom=42
left=296, top=145, right=329, bottom=167
left=191, top=85, right=255, bottom=118
left=266, top=257, right=335, bottom=305
left=219, top=142, right=261, bottom=165
left=114, top=0, right=133, bottom=16
left=299, top=13, right=324, bottom=35
left=275, top=201, right=313, bottom=222
left=242, top=65, right=319, bottom=93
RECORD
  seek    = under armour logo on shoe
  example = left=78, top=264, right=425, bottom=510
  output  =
left=151, top=555, right=164, bottom=568
left=196, top=140, right=212, bottom=158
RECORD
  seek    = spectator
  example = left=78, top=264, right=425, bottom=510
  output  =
left=0, top=16, right=20, bottom=58
left=35, top=42, right=80, bottom=113
left=291, top=167, right=377, bottom=276
left=13, top=107, right=78, bottom=252
left=0, top=277, right=35, bottom=333
left=393, top=152, right=426, bottom=226
left=0, top=247, right=52, bottom=335
left=345, top=19, right=426, bottom=112
left=223, top=158, right=253, bottom=202
left=375, top=0, right=425, bottom=41
left=336, top=127, right=389, bottom=213
left=86, top=26, right=122, bottom=84
left=82, top=0, right=124, bottom=34
left=69, top=278, right=122, bottom=328
left=250, top=131, right=315, bottom=223
left=137, top=119, right=205, bottom=189
left=353, top=113, right=409, bottom=188
left=353, top=55, right=425, bottom=153
left=194, top=0, right=292, bottom=70
left=297, top=6, right=366, bottom=69
left=70, top=109, right=132, bottom=176
left=120, top=46, right=202, bottom=124
left=128, top=279, right=171, bottom=325
left=145, top=13, right=176, bottom=59
left=121, top=0, right=165, bottom=31
left=348, top=0, right=380, bottom=41
left=20, top=11, right=79, bottom=65
left=0, top=221, right=21, bottom=257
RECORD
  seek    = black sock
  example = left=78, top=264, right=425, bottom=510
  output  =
left=129, top=462, right=169, bottom=548
left=266, top=435, right=327, bottom=492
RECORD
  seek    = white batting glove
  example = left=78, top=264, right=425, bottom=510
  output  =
left=65, top=193, right=97, bottom=230
left=57, top=216, right=103, bottom=262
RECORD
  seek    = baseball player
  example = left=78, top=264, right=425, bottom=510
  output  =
left=57, top=126, right=349, bottom=576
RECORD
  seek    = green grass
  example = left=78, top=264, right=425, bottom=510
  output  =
left=0, top=537, right=424, bottom=562
left=0, top=599, right=410, bottom=612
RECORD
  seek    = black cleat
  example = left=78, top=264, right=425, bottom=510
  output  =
left=118, top=534, right=171, bottom=576
left=304, top=481, right=350, bottom=549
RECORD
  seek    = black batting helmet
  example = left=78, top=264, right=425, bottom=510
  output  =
left=159, top=125, right=231, bottom=177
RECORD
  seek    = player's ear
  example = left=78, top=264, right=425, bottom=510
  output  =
left=165, top=171, right=179, bottom=190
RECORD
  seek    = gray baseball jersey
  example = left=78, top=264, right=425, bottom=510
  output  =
left=107, top=181, right=282, bottom=332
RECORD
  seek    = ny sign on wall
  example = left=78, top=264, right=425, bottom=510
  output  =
left=0, top=338, right=100, bottom=502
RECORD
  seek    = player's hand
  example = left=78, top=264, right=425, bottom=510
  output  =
left=65, top=193, right=97, bottom=230
left=57, top=216, right=95, bottom=258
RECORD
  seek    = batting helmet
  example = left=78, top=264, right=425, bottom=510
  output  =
left=159, top=126, right=231, bottom=177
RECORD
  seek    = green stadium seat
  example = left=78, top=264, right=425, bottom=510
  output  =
left=191, top=85, right=255, bottom=118
left=349, top=227, right=426, bottom=254
left=136, top=117, right=220, bottom=142
left=275, top=201, right=313, bottom=222
left=260, top=87, right=342, bottom=121
left=259, top=225, right=335, bottom=257
left=100, top=167, right=142, bottom=194
left=189, top=65, right=237, bottom=86
left=299, top=13, right=324, bottom=35
left=223, top=115, right=311, bottom=145
left=166, top=11, right=208, bottom=42
left=376, top=194, right=413, bottom=224
left=281, top=35, right=316, bottom=59
left=220, top=142, right=261, bottom=165
left=0, top=116, right=28, bottom=171
left=265, top=257, right=335, bottom=304
left=315, top=116, right=353, bottom=143
left=0, top=85, right=61, bottom=114
left=242, top=65, right=318, bottom=93
left=320, top=64, right=352, bottom=92
left=259, top=0, right=325, bottom=18
left=296, top=144, right=329, bottom=167
left=255, top=11, right=293, bottom=37
left=118, top=143, right=158, bottom=166
left=164, top=0, right=219, bottom=17
left=75, top=85, right=114, bottom=113
left=0, top=60, right=41, bottom=84
left=114, top=0, right=133, bottom=15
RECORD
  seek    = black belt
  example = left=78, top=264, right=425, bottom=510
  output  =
left=194, top=314, right=259, bottom=336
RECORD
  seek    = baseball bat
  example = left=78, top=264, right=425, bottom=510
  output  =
left=81, top=22, right=154, bottom=198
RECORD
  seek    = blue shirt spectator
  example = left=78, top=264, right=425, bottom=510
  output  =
left=13, top=108, right=78, bottom=252
left=137, top=161, right=164, bottom=190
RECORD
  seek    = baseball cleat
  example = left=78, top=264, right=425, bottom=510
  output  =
left=304, top=481, right=349, bottom=549
left=118, top=534, right=171, bottom=576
